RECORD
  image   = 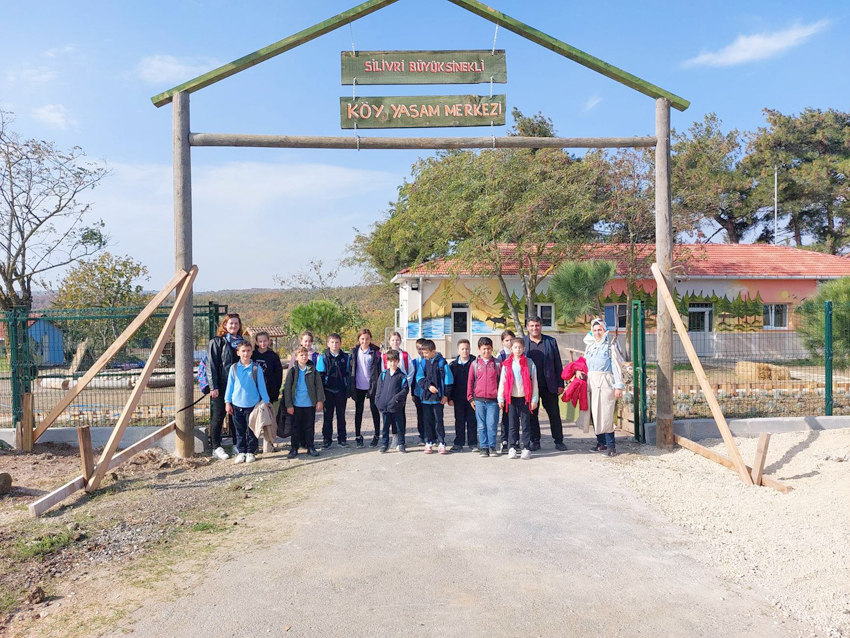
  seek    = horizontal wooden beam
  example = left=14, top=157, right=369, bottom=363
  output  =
left=447, top=0, right=690, bottom=112
left=28, top=421, right=177, bottom=518
left=190, top=133, right=657, bottom=150
left=674, top=435, right=792, bottom=494
left=151, top=0, right=401, bottom=107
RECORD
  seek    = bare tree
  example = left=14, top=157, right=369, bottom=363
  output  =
left=0, top=109, right=109, bottom=309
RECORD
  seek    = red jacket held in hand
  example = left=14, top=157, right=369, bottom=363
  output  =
left=561, top=357, right=589, bottom=411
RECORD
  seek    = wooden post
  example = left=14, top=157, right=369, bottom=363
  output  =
left=652, top=264, right=753, bottom=485
left=173, top=91, right=195, bottom=459
left=77, top=426, right=94, bottom=480
left=654, top=97, right=674, bottom=449
left=21, top=393, right=34, bottom=452
left=750, top=432, right=771, bottom=486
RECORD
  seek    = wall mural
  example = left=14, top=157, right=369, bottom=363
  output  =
left=408, top=279, right=781, bottom=335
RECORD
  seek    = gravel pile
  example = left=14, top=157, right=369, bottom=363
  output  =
left=612, top=428, right=850, bottom=637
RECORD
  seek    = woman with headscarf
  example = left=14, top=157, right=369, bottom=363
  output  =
left=207, top=313, right=247, bottom=460
left=583, top=318, right=625, bottom=457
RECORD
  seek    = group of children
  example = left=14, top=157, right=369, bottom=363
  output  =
left=219, top=325, right=557, bottom=462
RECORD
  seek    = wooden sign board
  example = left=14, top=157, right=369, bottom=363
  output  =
left=340, top=94, right=506, bottom=129
left=341, top=50, right=507, bottom=85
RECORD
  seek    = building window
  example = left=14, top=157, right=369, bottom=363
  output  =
left=763, top=304, right=788, bottom=330
left=535, top=303, right=554, bottom=328
left=688, top=303, right=714, bottom=333
left=604, top=304, right=628, bottom=330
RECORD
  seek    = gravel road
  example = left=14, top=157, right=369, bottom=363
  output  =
left=119, top=428, right=815, bottom=638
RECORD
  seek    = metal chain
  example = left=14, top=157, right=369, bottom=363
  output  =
left=349, top=23, right=356, bottom=54
left=492, top=23, right=499, bottom=54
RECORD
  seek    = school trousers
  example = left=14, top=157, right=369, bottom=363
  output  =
left=381, top=410, right=406, bottom=447
left=507, top=397, right=532, bottom=451
left=422, top=403, right=446, bottom=445
left=293, top=406, right=317, bottom=451
left=353, top=388, right=380, bottom=439
left=413, top=395, right=424, bottom=439
left=322, top=391, right=348, bottom=443
left=530, top=387, right=565, bottom=444
left=231, top=405, right=258, bottom=455
left=452, top=399, right=477, bottom=447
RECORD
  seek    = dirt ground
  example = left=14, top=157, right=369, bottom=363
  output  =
left=0, top=422, right=846, bottom=637
left=611, top=429, right=850, bottom=638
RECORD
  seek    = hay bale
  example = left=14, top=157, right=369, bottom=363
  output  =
left=735, top=361, right=792, bottom=381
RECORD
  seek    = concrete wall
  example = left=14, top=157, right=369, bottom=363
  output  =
left=0, top=425, right=209, bottom=453
left=642, top=415, right=850, bottom=445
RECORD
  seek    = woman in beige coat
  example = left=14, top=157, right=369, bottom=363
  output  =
left=582, top=318, right=625, bottom=457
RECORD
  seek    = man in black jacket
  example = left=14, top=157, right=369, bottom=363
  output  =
left=374, top=350, right=409, bottom=453
left=524, top=316, right=567, bottom=452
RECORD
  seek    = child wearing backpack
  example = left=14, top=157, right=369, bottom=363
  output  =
left=467, top=337, right=501, bottom=457
left=411, top=338, right=427, bottom=445
left=415, top=339, right=454, bottom=454
left=381, top=331, right=414, bottom=447
left=251, top=331, right=283, bottom=452
left=284, top=346, right=325, bottom=458
left=316, top=332, right=351, bottom=448
left=498, top=338, right=539, bottom=460
left=375, top=349, right=409, bottom=453
left=224, top=341, right=271, bottom=464
left=496, top=329, right=515, bottom=453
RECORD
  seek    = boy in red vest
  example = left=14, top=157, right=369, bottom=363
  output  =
left=497, top=338, right=539, bottom=460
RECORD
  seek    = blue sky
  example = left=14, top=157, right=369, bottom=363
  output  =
left=2, top=1, right=846, bottom=291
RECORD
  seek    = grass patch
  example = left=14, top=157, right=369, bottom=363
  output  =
left=0, top=584, right=19, bottom=615
left=189, top=522, right=219, bottom=533
left=8, top=530, right=74, bottom=560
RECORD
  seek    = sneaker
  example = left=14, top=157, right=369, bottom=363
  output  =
left=471, top=444, right=479, bottom=452
left=594, top=444, right=608, bottom=453
left=521, top=449, right=531, bottom=460
left=244, top=453, right=256, bottom=464
left=418, top=437, right=426, bottom=446
left=530, top=441, right=541, bottom=452
left=286, top=449, right=298, bottom=459
left=424, top=443, right=433, bottom=454
left=307, top=448, right=320, bottom=457
left=508, top=447, right=518, bottom=459
left=398, top=445, right=407, bottom=453
left=450, top=444, right=463, bottom=452
left=438, top=443, right=447, bottom=455
left=233, top=453, right=246, bottom=464
left=369, top=436, right=380, bottom=448
left=213, top=446, right=230, bottom=461
left=338, top=440, right=349, bottom=448
left=356, top=436, right=364, bottom=448
left=479, top=448, right=489, bottom=457
left=555, top=441, right=568, bottom=452
left=605, top=449, right=617, bottom=458
left=322, top=440, right=332, bottom=449
left=502, top=441, right=509, bottom=452
left=380, top=445, right=389, bottom=454
left=492, top=446, right=502, bottom=457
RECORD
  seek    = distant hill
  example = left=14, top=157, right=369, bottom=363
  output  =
left=195, top=284, right=397, bottom=344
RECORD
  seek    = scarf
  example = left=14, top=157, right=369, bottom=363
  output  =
left=502, top=355, right=533, bottom=411
left=224, top=332, right=245, bottom=349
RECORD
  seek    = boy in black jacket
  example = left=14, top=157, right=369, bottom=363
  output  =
left=449, top=339, right=477, bottom=451
left=316, top=333, right=351, bottom=448
left=374, top=350, right=409, bottom=453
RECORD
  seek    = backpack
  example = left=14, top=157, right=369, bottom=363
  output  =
left=382, top=350, right=409, bottom=370
left=197, top=355, right=210, bottom=394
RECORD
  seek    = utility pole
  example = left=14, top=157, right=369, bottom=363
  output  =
left=774, top=165, right=778, bottom=244
left=655, top=98, right=674, bottom=448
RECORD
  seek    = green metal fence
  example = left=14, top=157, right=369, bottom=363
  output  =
left=628, top=300, right=850, bottom=429
left=1, top=302, right=227, bottom=428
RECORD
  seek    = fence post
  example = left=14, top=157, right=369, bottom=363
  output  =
left=825, top=300, right=833, bottom=417
left=208, top=301, right=216, bottom=341
left=631, top=302, right=640, bottom=442
left=8, top=307, right=22, bottom=428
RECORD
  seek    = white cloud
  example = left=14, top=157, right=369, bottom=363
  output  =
left=134, top=55, right=220, bottom=84
left=6, top=65, right=58, bottom=86
left=32, top=104, right=76, bottom=130
left=84, top=161, right=403, bottom=290
left=582, top=95, right=603, bottom=113
left=683, top=20, right=829, bottom=68
left=43, top=45, right=76, bottom=59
